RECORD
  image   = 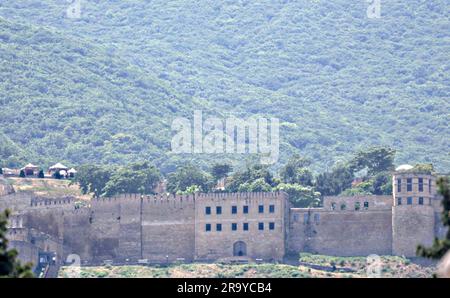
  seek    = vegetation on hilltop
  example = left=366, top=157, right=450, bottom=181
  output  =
left=0, top=1, right=448, bottom=172
left=73, top=147, right=395, bottom=207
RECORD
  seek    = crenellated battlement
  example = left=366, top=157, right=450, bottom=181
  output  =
left=91, top=193, right=196, bottom=204
left=30, top=197, right=75, bottom=207
left=196, top=191, right=286, bottom=201
left=91, top=191, right=284, bottom=203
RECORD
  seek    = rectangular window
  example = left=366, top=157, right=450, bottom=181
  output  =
left=418, top=178, right=423, bottom=192
left=407, top=178, right=412, bottom=192
left=419, top=197, right=424, bottom=205
left=216, top=206, right=222, bottom=215
left=397, top=179, right=402, bottom=192
left=258, top=222, right=264, bottom=230
left=243, top=205, right=249, bottom=214
left=216, top=223, right=222, bottom=231
left=269, top=205, right=275, bottom=213
left=407, top=197, right=413, bottom=205
left=269, top=222, right=275, bottom=230
left=205, top=224, right=211, bottom=232
left=303, top=213, right=310, bottom=224
left=294, top=214, right=299, bottom=222
left=258, top=205, right=264, bottom=213
left=205, top=207, right=211, bottom=215
left=243, top=223, right=249, bottom=231
left=314, top=214, right=320, bottom=224
left=397, top=197, right=402, bottom=205
left=231, top=206, right=237, bottom=214
left=231, top=223, right=237, bottom=231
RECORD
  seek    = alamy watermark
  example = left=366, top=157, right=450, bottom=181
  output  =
left=64, top=254, right=81, bottom=278
left=171, top=110, right=279, bottom=165
left=66, top=0, right=82, bottom=19
left=366, top=254, right=382, bottom=277
left=367, top=0, right=381, bottom=19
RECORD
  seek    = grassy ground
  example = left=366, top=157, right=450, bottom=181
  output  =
left=4, top=177, right=85, bottom=197
left=58, top=255, right=436, bottom=278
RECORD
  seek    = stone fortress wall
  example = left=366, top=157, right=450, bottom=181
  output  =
left=288, top=195, right=394, bottom=256
left=194, top=192, right=288, bottom=262
left=1, top=169, right=446, bottom=267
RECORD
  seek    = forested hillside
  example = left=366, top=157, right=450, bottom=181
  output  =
left=0, top=1, right=448, bottom=172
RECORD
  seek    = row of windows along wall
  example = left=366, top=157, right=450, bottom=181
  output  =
left=396, top=196, right=431, bottom=206
left=205, top=204, right=275, bottom=215
left=396, top=177, right=432, bottom=193
left=204, top=222, right=276, bottom=232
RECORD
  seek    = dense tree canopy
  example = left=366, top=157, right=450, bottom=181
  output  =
left=227, top=164, right=276, bottom=193
left=0, top=1, right=449, bottom=173
left=74, top=162, right=160, bottom=197
left=166, top=164, right=211, bottom=194
left=274, top=183, right=321, bottom=208
left=279, top=155, right=313, bottom=186
left=349, top=147, right=396, bottom=176
left=211, top=163, right=233, bottom=182
left=102, top=162, right=161, bottom=197
left=315, top=164, right=354, bottom=197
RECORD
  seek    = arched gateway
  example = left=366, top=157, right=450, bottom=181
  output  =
left=233, top=241, right=247, bottom=257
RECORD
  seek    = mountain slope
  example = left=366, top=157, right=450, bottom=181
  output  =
left=0, top=1, right=449, bottom=171
left=0, top=17, right=196, bottom=170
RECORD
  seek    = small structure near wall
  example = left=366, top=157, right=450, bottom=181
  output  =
left=67, top=168, right=77, bottom=178
left=21, top=163, right=40, bottom=176
left=48, top=163, right=69, bottom=178
left=2, top=168, right=17, bottom=177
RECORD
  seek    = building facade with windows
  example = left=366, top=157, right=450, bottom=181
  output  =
left=195, top=192, right=288, bottom=261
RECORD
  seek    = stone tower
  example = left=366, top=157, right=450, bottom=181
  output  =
left=392, top=165, right=436, bottom=256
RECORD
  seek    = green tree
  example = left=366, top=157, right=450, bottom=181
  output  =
left=417, top=177, right=450, bottom=259
left=0, top=209, right=34, bottom=278
left=371, top=171, right=392, bottom=195
left=349, top=147, right=396, bottom=176
left=53, top=171, right=61, bottom=180
left=0, top=167, right=3, bottom=175
left=315, top=164, right=354, bottom=196
left=37, top=169, right=44, bottom=178
left=341, top=181, right=374, bottom=196
left=19, top=169, right=25, bottom=178
left=73, top=165, right=112, bottom=198
left=227, top=164, right=276, bottom=193
left=166, top=164, right=210, bottom=194
left=211, top=163, right=233, bottom=182
left=341, top=172, right=392, bottom=196
left=102, top=162, right=161, bottom=197
left=274, top=183, right=321, bottom=207
left=280, top=155, right=313, bottom=186
left=176, top=185, right=202, bottom=195
left=411, top=163, right=435, bottom=174
left=238, top=178, right=272, bottom=192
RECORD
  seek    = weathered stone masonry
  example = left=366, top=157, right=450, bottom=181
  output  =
left=2, top=170, right=447, bottom=267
